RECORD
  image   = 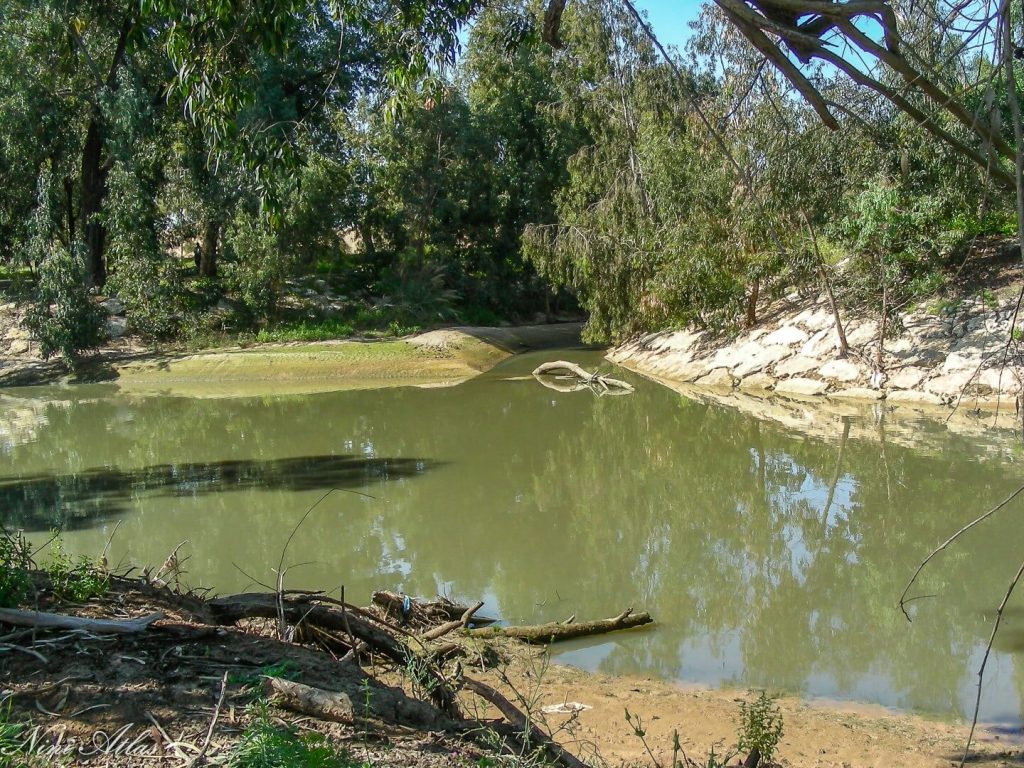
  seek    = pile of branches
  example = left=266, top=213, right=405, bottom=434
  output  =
left=0, top=577, right=653, bottom=768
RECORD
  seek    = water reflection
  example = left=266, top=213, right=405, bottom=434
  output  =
left=3, top=353, right=1024, bottom=724
left=0, top=455, right=435, bottom=529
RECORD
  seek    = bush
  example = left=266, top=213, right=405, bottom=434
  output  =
left=229, top=701, right=360, bottom=768
left=24, top=242, right=105, bottom=361
left=46, top=537, right=108, bottom=602
left=224, top=211, right=291, bottom=325
left=737, top=692, right=784, bottom=765
left=0, top=532, right=32, bottom=608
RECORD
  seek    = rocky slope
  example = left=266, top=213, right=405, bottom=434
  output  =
left=610, top=288, right=1023, bottom=416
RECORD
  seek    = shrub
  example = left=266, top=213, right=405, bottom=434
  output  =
left=223, top=211, right=291, bottom=325
left=737, top=692, right=784, bottom=765
left=0, top=532, right=32, bottom=608
left=229, top=701, right=360, bottom=768
left=46, top=537, right=108, bottom=602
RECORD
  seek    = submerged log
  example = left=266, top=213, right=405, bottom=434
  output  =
left=532, top=361, right=634, bottom=393
left=467, top=608, right=652, bottom=644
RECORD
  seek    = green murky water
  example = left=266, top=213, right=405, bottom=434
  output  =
left=3, top=349, right=1024, bottom=725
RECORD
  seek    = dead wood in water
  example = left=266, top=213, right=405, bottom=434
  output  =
left=468, top=608, right=652, bottom=644
left=371, top=590, right=496, bottom=628
left=532, top=361, right=634, bottom=394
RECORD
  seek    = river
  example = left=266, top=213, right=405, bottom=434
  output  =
left=1, top=348, right=1023, bottom=726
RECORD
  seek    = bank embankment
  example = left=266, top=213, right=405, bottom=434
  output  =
left=0, top=323, right=584, bottom=394
left=610, top=281, right=1024, bottom=434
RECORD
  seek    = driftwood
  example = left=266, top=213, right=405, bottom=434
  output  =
left=371, top=590, right=496, bottom=628
left=468, top=608, right=652, bottom=644
left=462, top=677, right=588, bottom=768
left=532, top=361, right=634, bottom=394
left=208, top=593, right=459, bottom=716
left=0, top=608, right=164, bottom=634
left=263, top=677, right=355, bottom=723
left=420, top=601, right=484, bottom=642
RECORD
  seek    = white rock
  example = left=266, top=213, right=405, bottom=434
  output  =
left=844, top=320, right=879, bottom=346
left=978, top=368, right=1022, bottom=394
left=924, top=370, right=975, bottom=397
left=775, top=377, right=828, bottom=396
left=4, top=325, right=29, bottom=341
left=7, top=339, right=29, bottom=355
left=667, top=360, right=709, bottom=383
left=952, top=331, right=1004, bottom=355
left=100, top=297, right=125, bottom=316
left=887, top=390, right=945, bottom=406
left=799, top=329, right=838, bottom=358
left=739, top=372, right=776, bottom=391
left=732, top=345, right=793, bottom=378
left=695, top=368, right=736, bottom=389
left=106, top=316, right=128, bottom=339
left=762, top=326, right=809, bottom=346
left=942, top=352, right=983, bottom=374
left=774, top=355, right=820, bottom=377
left=817, top=359, right=864, bottom=383
left=887, top=366, right=927, bottom=390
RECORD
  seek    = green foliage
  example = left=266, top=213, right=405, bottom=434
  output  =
left=224, top=211, right=291, bottom=324
left=229, top=700, right=363, bottom=768
left=736, top=692, right=784, bottom=764
left=255, top=319, right=356, bottom=343
left=0, top=532, right=32, bottom=608
left=45, top=536, right=109, bottom=602
left=0, top=702, right=33, bottom=768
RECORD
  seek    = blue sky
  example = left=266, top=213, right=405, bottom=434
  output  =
left=631, top=0, right=709, bottom=52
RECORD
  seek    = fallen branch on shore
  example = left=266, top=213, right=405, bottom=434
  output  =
left=532, top=361, right=634, bottom=394
left=468, top=608, right=652, bottom=643
left=0, top=607, right=164, bottom=634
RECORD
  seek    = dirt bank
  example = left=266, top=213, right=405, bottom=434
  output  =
left=1, top=571, right=1017, bottom=768
left=0, top=323, right=584, bottom=394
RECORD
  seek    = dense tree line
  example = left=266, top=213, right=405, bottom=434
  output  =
left=0, top=0, right=1015, bottom=358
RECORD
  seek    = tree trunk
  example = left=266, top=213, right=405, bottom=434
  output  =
left=76, top=13, right=133, bottom=289
left=200, top=219, right=219, bottom=277
left=80, top=116, right=108, bottom=288
left=746, top=277, right=759, bottom=326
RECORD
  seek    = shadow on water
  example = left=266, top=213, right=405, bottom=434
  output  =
left=0, top=454, right=438, bottom=530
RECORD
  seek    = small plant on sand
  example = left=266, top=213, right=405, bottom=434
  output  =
left=230, top=699, right=365, bottom=768
left=0, top=531, right=32, bottom=608
left=737, top=692, right=784, bottom=766
left=45, top=536, right=109, bottom=602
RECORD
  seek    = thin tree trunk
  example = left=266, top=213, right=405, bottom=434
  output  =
left=77, top=13, right=132, bottom=289
left=876, top=276, right=888, bottom=371
left=63, top=176, right=75, bottom=247
left=200, top=220, right=219, bottom=277
left=801, top=211, right=848, bottom=358
left=746, top=277, right=759, bottom=327
left=80, top=117, right=108, bottom=287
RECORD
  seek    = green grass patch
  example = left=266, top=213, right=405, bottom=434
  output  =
left=255, top=318, right=356, bottom=343
left=230, top=702, right=365, bottom=768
